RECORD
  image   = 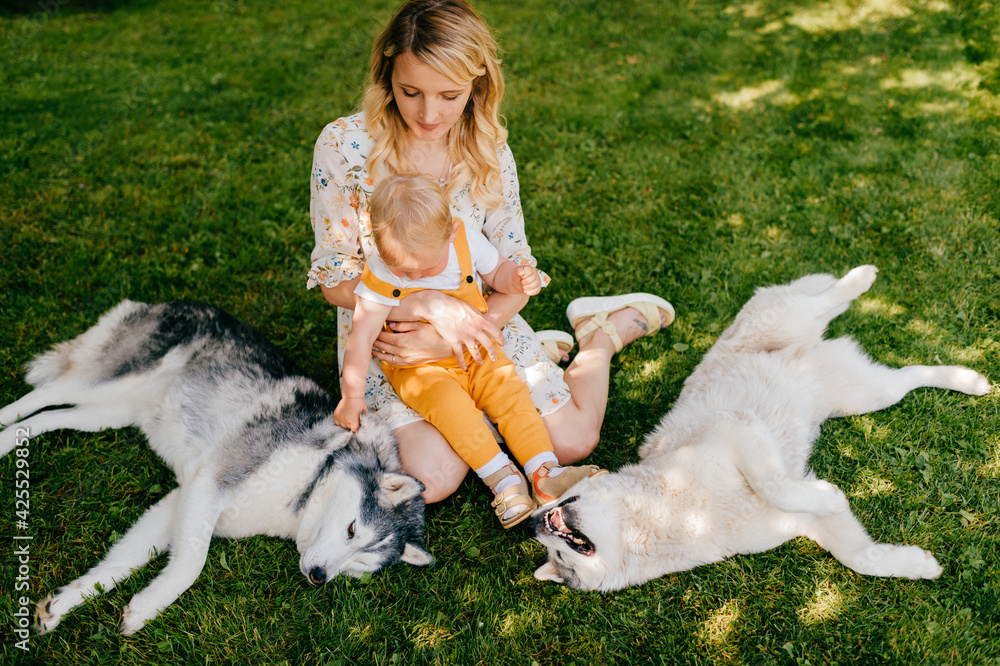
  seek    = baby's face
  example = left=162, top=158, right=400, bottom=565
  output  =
left=385, top=243, right=450, bottom=281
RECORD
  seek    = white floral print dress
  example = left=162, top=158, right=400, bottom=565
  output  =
left=306, top=113, right=570, bottom=431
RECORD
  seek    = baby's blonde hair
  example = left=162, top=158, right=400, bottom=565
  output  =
left=363, top=0, right=507, bottom=209
left=370, top=173, right=453, bottom=268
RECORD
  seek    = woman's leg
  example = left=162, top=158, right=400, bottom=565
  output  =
left=395, top=420, right=469, bottom=503
left=543, top=307, right=671, bottom=463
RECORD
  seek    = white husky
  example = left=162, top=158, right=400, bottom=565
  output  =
left=0, top=300, right=433, bottom=634
left=531, top=266, right=990, bottom=591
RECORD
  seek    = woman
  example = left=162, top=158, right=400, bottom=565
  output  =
left=307, top=0, right=673, bottom=502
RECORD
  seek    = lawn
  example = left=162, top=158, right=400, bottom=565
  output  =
left=1, top=0, right=999, bottom=663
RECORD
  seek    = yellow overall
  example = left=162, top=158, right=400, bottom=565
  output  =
left=360, top=223, right=554, bottom=470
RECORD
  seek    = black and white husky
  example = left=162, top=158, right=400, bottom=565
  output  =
left=531, top=266, right=991, bottom=591
left=0, top=300, right=433, bottom=634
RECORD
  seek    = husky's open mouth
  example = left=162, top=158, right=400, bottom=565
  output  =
left=541, top=501, right=595, bottom=556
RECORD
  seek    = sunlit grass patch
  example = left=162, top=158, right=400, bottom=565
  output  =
left=797, top=580, right=848, bottom=624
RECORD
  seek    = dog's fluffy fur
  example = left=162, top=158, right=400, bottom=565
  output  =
left=531, top=266, right=991, bottom=591
left=0, top=300, right=433, bottom=634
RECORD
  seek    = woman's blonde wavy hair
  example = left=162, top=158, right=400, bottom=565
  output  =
left=362, top=0, right=507, bottom=210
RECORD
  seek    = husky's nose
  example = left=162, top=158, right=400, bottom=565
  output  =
left=308, top=567, right=327, bottom=585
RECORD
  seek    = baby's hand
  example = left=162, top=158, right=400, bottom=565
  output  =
left=334, top=397, right=367, bottom=432
left=516, top=265, right=541, bottom=296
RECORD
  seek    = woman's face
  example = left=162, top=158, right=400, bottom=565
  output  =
left=391, top=51, right=473, bottom=144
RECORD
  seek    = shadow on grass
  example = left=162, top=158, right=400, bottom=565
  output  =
left=1, top=0, right=141, bottom=15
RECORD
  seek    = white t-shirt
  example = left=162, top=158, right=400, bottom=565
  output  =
left=355, top=228, right=501, bottom=307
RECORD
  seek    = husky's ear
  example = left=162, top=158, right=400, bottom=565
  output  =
left=401, top=542, right=434, bottom=567
left=534, top=561, right=565, bottom=584
left=356, top=413, right=403, bottom=471
left=378, top=472, right=425, bottom=506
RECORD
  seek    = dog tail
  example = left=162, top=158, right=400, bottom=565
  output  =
left=24, top=300, right=145, bottom=387
left=24, top=344, right=74, bottom=387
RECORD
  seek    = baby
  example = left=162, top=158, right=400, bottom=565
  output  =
left=334, top=173, right=604, bottom=528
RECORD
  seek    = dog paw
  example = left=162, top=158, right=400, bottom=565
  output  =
left=120, top=607, right=149, bottom=636
left=34, top=594, right=62, bottom=635
left=889, top=546, right=943, bottom=579
left=818, top=482, right=850, bottom=514
left=800, top=480, right=849, bottom=515
left=955, top=369, right=991, bottom=396
left=855, top=544, right=943, bottom=579
left=913, top=549, right=943, bottom=579
left=842, top=265, right=878, bottom=294
left=120, top=600, right=158, bottom=635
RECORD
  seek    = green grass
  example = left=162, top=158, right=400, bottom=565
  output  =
left=2, top=0, right=999, bottom=663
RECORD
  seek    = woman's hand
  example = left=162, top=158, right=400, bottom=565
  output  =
left=372, top=321, right=453, bottom=367
left=375, top=292, right=504, bottom=369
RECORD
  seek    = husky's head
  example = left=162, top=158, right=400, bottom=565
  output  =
left=530, top=471, right=668, bottom=592
left=296, top=415, right=433, bottom=584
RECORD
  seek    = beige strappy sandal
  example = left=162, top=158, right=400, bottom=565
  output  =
left=531, top=462, right=608, bottom=506
left=535, top=330, right=574, bottom=365
left=567, top=293, right=675, bottom=353
left=484, top=464, right=538, bottom=529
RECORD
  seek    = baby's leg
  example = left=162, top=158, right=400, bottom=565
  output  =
left=391, top=364, right=535, bottom=525
left=467, top=358, right=606, bottom=505
left=467, top=357, right=554, bottom=466
left=388, top=365, right=503, bottom=471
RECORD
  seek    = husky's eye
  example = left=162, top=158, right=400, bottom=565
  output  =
left=347, top=520, right=356, bottom=540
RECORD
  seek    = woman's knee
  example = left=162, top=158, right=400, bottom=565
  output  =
left=415, top=454, right=468, bottom=503
left=549, top=425, right=600, bottom=464
left=394, top=420, right=469, bottom=503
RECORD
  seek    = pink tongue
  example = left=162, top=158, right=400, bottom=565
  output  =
left=551, top=507, right=569, bottom=533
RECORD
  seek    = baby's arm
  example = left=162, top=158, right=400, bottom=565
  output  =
left=481, top=256, right=541, bottom=296
left=334, top=296, right=393, bottom=431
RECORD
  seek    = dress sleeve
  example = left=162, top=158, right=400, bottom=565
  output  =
left=306, top=121, right=368, bottom=290
left=481, top=144, right=551, bottom=288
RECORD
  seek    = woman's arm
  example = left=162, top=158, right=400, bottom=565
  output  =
left=320, top=278, right=361, bottom=309
left=325, top=272, right=509, bottom=368
left=322, top=272, right=518, bottom=333
left=379, top=289, right=507, bottom=369
left=371, top=288, right=527, bottom=369
left=306, top=119, right=369, bottom=295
